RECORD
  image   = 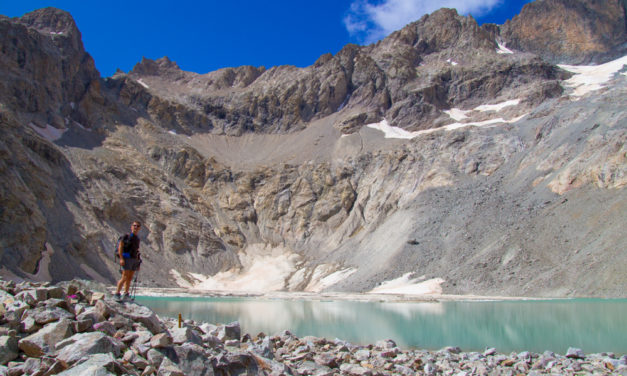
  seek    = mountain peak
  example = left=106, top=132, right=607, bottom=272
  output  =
left=17, top=7, right=79, bottom=36
left=501, top=0, right=627, bottom=64
left=131, top=56, right=181, bottom=75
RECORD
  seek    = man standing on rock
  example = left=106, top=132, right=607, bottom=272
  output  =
left=115, top=220, right=142, bottom=300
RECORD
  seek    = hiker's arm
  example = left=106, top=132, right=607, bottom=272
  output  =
left=118, top=241, right=125, bottom=266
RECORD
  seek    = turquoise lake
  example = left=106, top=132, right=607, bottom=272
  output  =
left=135, top=296, right=627, bottom=355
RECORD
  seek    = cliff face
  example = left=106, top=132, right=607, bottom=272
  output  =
left=500, top=0, right=627, bottom=64
left=0, top=1, right=625, bottom=297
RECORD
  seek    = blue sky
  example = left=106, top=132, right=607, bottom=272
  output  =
left=1, top=0, right=533, bottom=77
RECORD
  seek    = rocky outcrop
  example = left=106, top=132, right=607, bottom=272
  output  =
left=500, top=0, right=627, bottom=64
left=0, top=7, right=103, bottom=128
left=2, top=278, right=626, bottom=375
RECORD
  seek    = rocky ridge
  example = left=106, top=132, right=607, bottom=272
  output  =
left=1, top=278, right=625, bottom=376
left=0, top=1, right=626, bottom=297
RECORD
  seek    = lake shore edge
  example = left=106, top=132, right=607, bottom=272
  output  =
left=132, top=286, right=548, bottom=303
left=2, top=278, right=625, bottom=375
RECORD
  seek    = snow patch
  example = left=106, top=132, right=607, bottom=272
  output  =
left=137, top=78, right=150, bottom=89
left=368, top=273, right=445, bottom=295
left=367, top=114, right=527, bottom=140
left=305, top=266, right=357, bottom=292
left=558, top=55, right=627, bottom=98
left=474, top=99, right=520, bottom=112
left=168, top=130, right=177, bottom=135
left=28, top=122, right=67, bottom=141
left=496, top=42, right=513, bottom=54
left=446, top=59, right=458, bottom=66
left=443, top=108, right=469, bottom=121
left=171, top=244, right=301, bottom=293
left=366, top=119, right=420, bottom=139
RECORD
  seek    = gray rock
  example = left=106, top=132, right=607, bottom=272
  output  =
left=23, top=306, right=74, bottom=325
left=150, top=333, right=173, bottom=348
left=147, top=348, right=166, bottom=368
left=297, top=360, right=331, bottom=376
left=14, top=289, right=47, bottom=306
left=354, top=349, right=371, bottom=361
left=0, top=336, right=18, bottom=365
left=20, top=315, right=41, bottom=333
left=212, top=352, right=260, bottom=375
left=142, top=365, right=157, bottom=376
left=393, top=364, right=414, bottom=376
left=3, top=301, right=29, bottom=326
left=18, top=318, right=73, bottom=357
left=56, top=331, right=122, bottom=366
left=157, top=356, right=185, bottom=376
left=44, top=286, right=66, bottom=300
left=170, top=326, right=202, bottom=345
left=313, top=352, right=337, bottom=368
left=249, top=336, right=274, bottom=359
left=217, top=321, right=241, bottom=342
left=339, top=363, right=372, bottom=376
left=198, top=323, right=218, bottom=335
left=566, top=347, right=585, bottom=359
left=172, top=343, right=214, bottom=376
left=483, top=347, right=497, bottom=356
left=55, top=353, right=128, bottom=376
left=73, top=319, right=93, bottom=333
left=132, top=330, right=154, bottom=347
left=74, top=309, right=103, bottom=329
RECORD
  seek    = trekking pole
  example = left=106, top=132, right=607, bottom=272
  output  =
left=131, top=270, right=140, bottom=301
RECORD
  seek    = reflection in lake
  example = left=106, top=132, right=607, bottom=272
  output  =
left=136, top=296, right=627, bottom=355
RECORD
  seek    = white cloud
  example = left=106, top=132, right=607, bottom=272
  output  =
left=345, top=0, right=502, bottom=43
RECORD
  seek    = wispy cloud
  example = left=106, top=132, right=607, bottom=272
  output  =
left=344, top=0, right=502, bottom=44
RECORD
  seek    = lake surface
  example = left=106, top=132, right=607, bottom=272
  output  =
left=135, top=296, right=627, bottom=355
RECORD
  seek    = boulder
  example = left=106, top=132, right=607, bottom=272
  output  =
left=172, top=343, right=214, bottom=376
left=55, top=353, right=128, bottom=376
left=0, top=336, right=18, bottom=365
left=217, top=321, right=241, bottom=342
left=18, top=318, right=73, bottom=357
left=44, top=286, right=67, bottom=299
left=212, top=352, right=260, bottom=375
left=55, top=331, right=123, bottom=366
left=14, top=289, right=47, bottom=305
left=566, top=347, right=585, bottom=359
left=170, top=326, right=202, bottom=345
left=45, top=298, right=73, bottom=312
left=340, top=363, right=373, bottom=376
left=20, top=315, right=41, bottom=333
left=76, top=307, right=106, bottom=324
left=3, top=300, right=29, bottom=326
left=93, top=321, right=117, bottom=336
left=157, top=356, right=185, bottom=376
left=150, top=332, right=173, bottom=348
left=23, top=306, right=74, bottom=325
left=73, top=319, right=93, bottom=333
left=97, top=300, right=163, bottom=334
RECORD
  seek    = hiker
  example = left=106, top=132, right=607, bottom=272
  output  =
left=115, top=220, right=142, bottom=299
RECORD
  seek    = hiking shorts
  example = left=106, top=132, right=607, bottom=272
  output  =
left=122, top=258, right=140, bottom=271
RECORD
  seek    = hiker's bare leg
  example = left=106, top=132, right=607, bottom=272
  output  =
left=116, top=275, right=125, bottom=294
left=124, top=270, right=135, bottom=293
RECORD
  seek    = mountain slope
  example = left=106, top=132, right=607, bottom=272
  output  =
left=0, top=1, right=625, bottom=297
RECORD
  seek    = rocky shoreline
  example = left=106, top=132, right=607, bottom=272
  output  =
left=1, top=279, right=625, bottom=375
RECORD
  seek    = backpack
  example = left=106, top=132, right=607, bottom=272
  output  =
left=113, top=234, right=132, bottom=260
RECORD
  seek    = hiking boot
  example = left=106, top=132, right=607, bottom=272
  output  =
left=114, top=293, right=121, bottom=300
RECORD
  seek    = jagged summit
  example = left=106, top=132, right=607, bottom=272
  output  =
left=0, top=1, right=625, bottom=298
left=501, top=0, right=627, bottom=64
left=131, top=56, right=181, bottom=75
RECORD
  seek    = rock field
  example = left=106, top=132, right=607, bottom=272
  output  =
left=1, top=278, right=625, bottom=375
